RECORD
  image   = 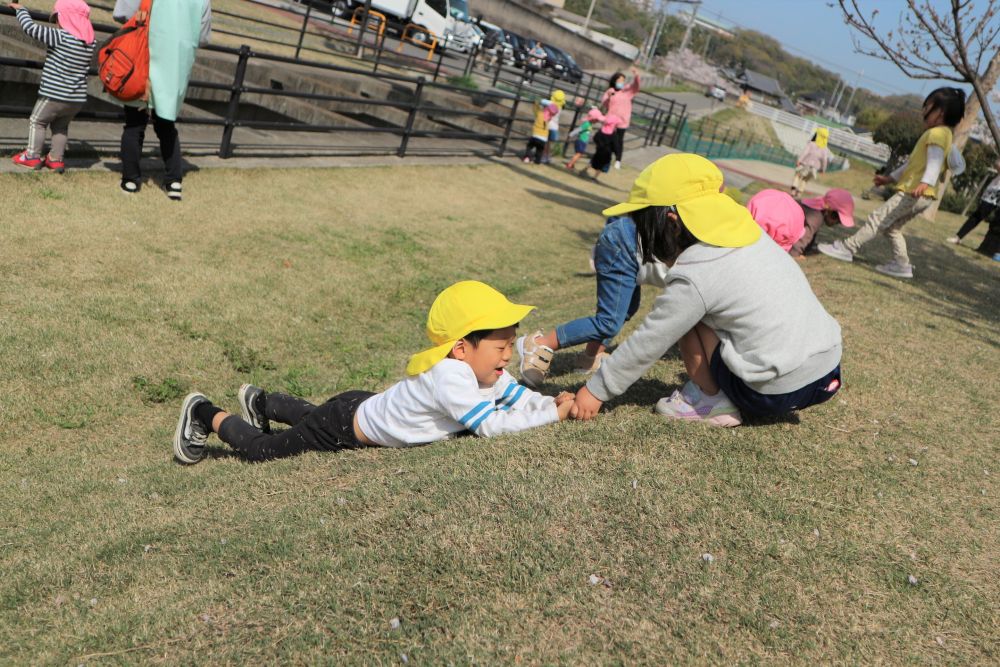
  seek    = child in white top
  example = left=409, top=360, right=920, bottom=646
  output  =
left=173, top=281, right=574, bottom=463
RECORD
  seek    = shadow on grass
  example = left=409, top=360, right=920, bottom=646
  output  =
left=526, top=188, right=606, bottom=216
left=486, top=156, right=617, bottom=205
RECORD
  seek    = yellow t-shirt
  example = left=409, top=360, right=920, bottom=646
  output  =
left=895, top=126, right=953, bottom=198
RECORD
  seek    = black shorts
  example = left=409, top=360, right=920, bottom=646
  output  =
left=710, top=347, right=841, bottom=417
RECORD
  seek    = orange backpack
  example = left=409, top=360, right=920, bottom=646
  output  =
left=97, top=0, right=153, bottom=102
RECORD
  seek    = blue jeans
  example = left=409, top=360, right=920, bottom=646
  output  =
left=556, top=216, right=641, bottom=348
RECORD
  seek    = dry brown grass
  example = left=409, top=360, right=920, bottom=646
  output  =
left=0, top=160, right=997, bottom=664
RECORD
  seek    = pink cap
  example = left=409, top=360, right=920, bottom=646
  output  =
left=801, top=188, right=855, bottom=227
left=746, top=189, right=805, bottom=251
left=54, top=0, right=94, bottom=44
left=586, top=108, right=605, bottom=122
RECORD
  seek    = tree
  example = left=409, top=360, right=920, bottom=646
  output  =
left=872, top=111, right=925, bottom=169
left=838, top=0, right=1000, bottom=151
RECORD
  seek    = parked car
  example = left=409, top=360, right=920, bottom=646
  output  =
left=707, top=85, right=726, bottom=101
left=539, top=44, right=567, bottom=78
left=548, top=45, right=583, bottom=83
left=503, top=30, right=542, bottom=74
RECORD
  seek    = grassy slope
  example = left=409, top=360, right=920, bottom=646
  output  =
left=0, top=163, right=998, bottom=664
left=692, top=107, right=784, bottom=149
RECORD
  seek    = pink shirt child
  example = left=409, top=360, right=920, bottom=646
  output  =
left=600, top=74, right=640, bottom=129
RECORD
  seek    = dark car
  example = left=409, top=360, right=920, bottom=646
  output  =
left=503, top=30, right=544, bottom=74
left=552, top=47, right=584, bottom=83
left=539, top=44, right=567, bottom=78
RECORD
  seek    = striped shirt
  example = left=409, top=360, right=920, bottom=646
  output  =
left=17, top=8, right=95, bottom=104
left=355, top=358, right=559, bottom=448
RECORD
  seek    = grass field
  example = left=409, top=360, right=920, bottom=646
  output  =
left=691, top=108, right=784, bottom=150
left=1, top=160, right=998, bottom=664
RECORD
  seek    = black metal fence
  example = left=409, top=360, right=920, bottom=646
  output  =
left=0, top=1, right=687, bottom=161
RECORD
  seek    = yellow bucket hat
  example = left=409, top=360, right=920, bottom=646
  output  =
left=551, top=89, right=566, bottom=107
left=815, top=127, right=829, bottom=148
left=602, top=153, right=761, bottom=248
left=406, top=281, right=534, bottom=376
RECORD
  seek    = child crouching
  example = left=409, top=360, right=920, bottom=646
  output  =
left=174, top=281, right=575, bottom=463
left=571, top=154, right=843, bottom=426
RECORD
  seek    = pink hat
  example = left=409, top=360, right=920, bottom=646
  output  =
left=54, top=0, right=94, bottom=44
left=801, top=188, right=855, bottom=227
left=746, top=189, right=805, bottom=251
left=586, top=108, right=605, bottom=122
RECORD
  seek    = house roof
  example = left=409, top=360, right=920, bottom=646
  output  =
left=780, top=96, right=800, bottom=115
left=741, top=69, right=784, bottom=97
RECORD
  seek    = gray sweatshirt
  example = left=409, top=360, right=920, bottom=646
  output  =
left=587, top=234, right=842, bottom=401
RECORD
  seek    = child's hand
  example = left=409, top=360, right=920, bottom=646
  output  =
left=873, top=174, right=892, bottom=186
left=554, top=391, right=575, bottom=406
left=570, top=386, right=602, bottom=420
left=9, top=3, right=23, bottom=9
left=556, top=398, right=575, bottom=421
left=911, top=182, right=930, bottom=197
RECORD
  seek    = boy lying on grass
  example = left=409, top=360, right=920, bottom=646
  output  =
left=173, top=281, right=575, bottom=463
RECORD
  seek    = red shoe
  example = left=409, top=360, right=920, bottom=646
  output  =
left=44, top=155, right=65, bottom=173
left=12, top=151, right=43, bottom=170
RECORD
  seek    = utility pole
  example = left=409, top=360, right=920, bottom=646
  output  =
left=842, top=70, right=862, bottom=116
left=581, top=0, right=598, bottom=36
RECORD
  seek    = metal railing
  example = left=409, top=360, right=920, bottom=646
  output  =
left=0, top=2, right=689, bottom=161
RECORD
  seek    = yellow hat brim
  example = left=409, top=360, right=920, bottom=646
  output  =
left=405, top=302, right=535, bottom=376
left=676, top=192, right=761, bottom=247
left=603, top=193, right=760, bottom=248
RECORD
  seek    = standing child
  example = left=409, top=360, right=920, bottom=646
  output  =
left=9, top=0, right=96, bottom=173
left=522, top=95, right=560, bottom=164
left=540, top=89, right=565, bottom=164
left=565, top=108, right=602, bottom=170
left=819, top=87, right=966, bottom=279
left=599, top=66, right=640, bottom=169
left=790, top=128, right=831, bottom=197
left=516, top=211, right=669, bottom=388
left=583, top=113, right=623, bottom=180
left=173, top=281, right=575, bottom=463
left=570, top=154, right=843, bottom=427
left=947, top=158, right=1000, bottom=256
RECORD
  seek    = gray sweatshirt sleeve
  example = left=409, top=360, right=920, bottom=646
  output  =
left=586, top=278, right=706, bottom=402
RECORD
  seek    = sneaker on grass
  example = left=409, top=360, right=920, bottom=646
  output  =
left=874, top=259, right=914, bottom=279
left=12, top=151, right=43, bottom=170
left=818, top=240, right=853, bottom=262
left=166, top=181, right=182, bottom=201
left=516, top=330, right=553, bottom=388
left=654, top=381, right=742, bottom=427
left=174, top=392, right=211, bottom=464
left=238, top=383, right=270, bottom=433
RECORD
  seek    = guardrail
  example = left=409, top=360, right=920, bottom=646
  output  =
left=0, top=2, right=692, bottom=162
left=741, top=101, right=890, bottom=163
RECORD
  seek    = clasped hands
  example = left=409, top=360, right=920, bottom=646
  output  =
left=554, top=387, right=603, bottom=421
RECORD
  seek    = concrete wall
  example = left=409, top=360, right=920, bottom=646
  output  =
left=472, top=0, right=633, bottom=72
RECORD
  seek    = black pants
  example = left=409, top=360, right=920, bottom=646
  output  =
left=522, top=137, right=545, bottom=163
left=590, top=132, right=614, bottom=172
left=955, top=200, right=1000, bottom=255
left=611, top=128, right=626, bottom=162
left=217, top=390, right=374, bottom=461
left=120, top=105, right=183, bottom=184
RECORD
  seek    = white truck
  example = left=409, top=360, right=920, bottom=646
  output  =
left=343, top=0, right=479, bottom=50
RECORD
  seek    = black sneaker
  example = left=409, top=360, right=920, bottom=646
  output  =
left=238, top=384, right=270, bottom=433
left=174, top=393, right=211, bottom=464
left=166, top=181, right=182, bottom=201
left=120, top=180, right=139, bottom=195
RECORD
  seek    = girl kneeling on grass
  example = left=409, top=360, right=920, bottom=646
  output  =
left=570, top=153, right=844, bottom=427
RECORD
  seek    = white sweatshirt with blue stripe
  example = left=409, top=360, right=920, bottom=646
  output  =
left=355, top=358, right=559, bottom=447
